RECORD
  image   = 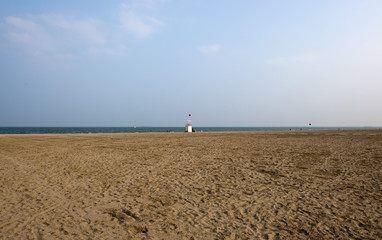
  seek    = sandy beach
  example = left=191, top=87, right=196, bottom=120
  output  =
left=0, top=130, right=381, bottom=239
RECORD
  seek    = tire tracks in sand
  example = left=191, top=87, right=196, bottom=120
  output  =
left=0, top=152, right=70, bottom=239
left=0, top=152, right=81, bottom=239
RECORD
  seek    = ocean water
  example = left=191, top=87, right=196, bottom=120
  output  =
left=0, top=126, right=378, bottom=134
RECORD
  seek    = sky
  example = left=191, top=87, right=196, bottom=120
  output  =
left=0, top=0, right=382, bottom=127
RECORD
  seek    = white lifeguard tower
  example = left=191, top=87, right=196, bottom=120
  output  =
left=185, top=120, right=192, bottom=132
left=185, top=113, right=193, bottom=132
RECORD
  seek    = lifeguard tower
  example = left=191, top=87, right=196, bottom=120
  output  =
left=185, top=120, right=192, bottom=132
left=185, top=114, right=193, bottom=132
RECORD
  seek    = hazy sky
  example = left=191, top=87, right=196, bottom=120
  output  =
left=1, top=0, right=381, bottom=127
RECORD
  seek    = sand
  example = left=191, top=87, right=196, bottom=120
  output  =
left=0, top=130, right=381, bottom=239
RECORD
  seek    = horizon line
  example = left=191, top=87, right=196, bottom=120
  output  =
left=1, top=126, right=381, bottom=128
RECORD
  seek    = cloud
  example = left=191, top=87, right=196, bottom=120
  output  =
left=198, top=44, right=221, bottom=54
left=119, top=0, right=165, bottom=39
left=120, top=11, right=163, bottom=38
left=1, top=2, right=166, bottom=59
left=41, top=15, right=106, bottom=45
left=5, top=16, right=56, bottom=54
left=120, top=0, right=170, bottom=10
left=3, top=14, right=126, bottom=58
left=265, top=55, right=315, bottom=65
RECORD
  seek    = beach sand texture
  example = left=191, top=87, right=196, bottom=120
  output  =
left=1, top=130, right=381, bottom=239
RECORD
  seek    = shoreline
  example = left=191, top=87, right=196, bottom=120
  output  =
left=0, top=126, right=381, bottom=135
left=0, top=128, right=381, bottom=137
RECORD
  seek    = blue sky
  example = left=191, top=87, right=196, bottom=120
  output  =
left=1, top=0, right=381, bottom=127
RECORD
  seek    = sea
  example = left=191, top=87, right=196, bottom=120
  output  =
left=0, top=127, right=379, bottom=134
